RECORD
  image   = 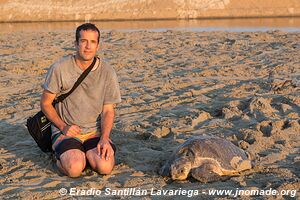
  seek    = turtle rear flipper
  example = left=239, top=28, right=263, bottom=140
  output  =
left=236, top=159, right=252, bottom=171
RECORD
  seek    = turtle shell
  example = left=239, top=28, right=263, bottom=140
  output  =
left=176, top=136, right=249, bottom=171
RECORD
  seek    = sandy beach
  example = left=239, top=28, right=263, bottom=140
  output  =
left=0, top=29, right=299, bottom=199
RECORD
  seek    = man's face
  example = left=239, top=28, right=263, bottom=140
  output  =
left=75, top=30, right=99, bottom=61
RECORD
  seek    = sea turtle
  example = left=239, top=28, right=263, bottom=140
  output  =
left=160, top=135, right=252, bottom=182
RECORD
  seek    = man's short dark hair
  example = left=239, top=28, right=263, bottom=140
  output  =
left=76, top=23, right=100, bottom=44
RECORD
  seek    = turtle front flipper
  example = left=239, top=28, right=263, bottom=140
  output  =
left=191, top=166, right=221, bottom=183
left=160, top=161, right=171, bottom=177
left=191, top=164, right=227, bottom=183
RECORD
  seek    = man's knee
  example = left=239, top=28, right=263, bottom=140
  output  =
left=93, top=158, right=115, bottom=175
left=60, top=150, right=86, bottom=177
left=65, top=161, right=85, bottom=177
left=96, top=163, right=114, bottom=175
left=85, top=148, right=115, bottom=174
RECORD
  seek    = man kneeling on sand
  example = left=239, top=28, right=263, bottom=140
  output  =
left=40, top=23, right=121, bottom=177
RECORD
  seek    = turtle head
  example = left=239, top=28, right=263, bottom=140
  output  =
left=170, top=157, right=192, bottom=181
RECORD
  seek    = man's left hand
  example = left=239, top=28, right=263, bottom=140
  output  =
left=97, top=138, right=113, bottom=160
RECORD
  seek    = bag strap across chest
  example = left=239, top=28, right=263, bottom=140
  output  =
left=53, top=57, right=97, bottom=104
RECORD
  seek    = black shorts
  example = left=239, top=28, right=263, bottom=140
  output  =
left=54, top=137, right=116, bottom=160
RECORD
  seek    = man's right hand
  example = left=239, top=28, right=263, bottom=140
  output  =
left=41, top=90, right=82, bottom=137
left=62, top=125, right=82, bottom=136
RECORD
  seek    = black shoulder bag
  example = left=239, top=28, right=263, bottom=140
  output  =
left=26, top=57, right=97, bottom=152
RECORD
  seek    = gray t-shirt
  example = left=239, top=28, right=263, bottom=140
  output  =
left=42, top=55, right=121, bottom=133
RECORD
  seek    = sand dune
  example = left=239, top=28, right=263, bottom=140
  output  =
left=0, top=29, right=299, bottom=199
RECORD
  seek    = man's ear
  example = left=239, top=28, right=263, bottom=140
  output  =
left=74, top=40, right=78, bottom=48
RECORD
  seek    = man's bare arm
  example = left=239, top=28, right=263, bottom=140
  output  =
left=40, top=90, right=81, bottom=135
left=101, top=104, right=115, bottom=140
left=97, top=104, right=115, bottom=159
